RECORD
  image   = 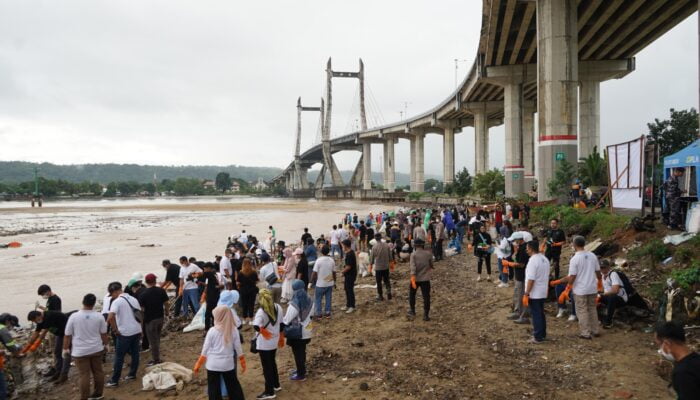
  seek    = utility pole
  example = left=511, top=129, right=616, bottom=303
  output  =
left=32, top=166, right=42, bottom=207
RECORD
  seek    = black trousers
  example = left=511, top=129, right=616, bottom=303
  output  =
left=240, top=289, right=257, bottom=319
left=206, top=369, right=244, bottom=400
left=549, top=253, right=561, bottom=279
left=601, top=295, right=627, bottom=325
left=344, top=274, right=356, bottom=308
left=409, top=281, right=431, bottom=316
left=433, top=239, right=444, bottom=260
left=205, top=300, right=217, bottom=331
left=476, top=254, right=491, bottom=275
left=258, top=350, right=279, bottom=395
left=288, top=338, right=311, bottom=377
left=375, top=269, right=391, bottom=298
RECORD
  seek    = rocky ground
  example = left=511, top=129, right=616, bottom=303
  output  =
left=9, top=244, right=676, bottom=400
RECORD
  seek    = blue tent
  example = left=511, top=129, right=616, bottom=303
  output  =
left=663, top=138, right=700, bottom=199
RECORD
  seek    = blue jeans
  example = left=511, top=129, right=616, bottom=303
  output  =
left=554, top=283, right=576, bottom=315
left=0, top=370, right=7, bottom=400
left=111, top=334, right=141, bottom=383
left=314, top=286, right=333, bottom=316
left=529, top=298, right=547, bottom=341
left=181, top=288, right=200, bottom=317
left=498, top=259, right=508, bottom=284
left=330, top=244, right=342, bottom=259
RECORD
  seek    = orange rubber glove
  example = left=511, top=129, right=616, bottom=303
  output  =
left=552, top=241, right=564, bottom=247
left=25, top=338, right=41, bottom=353
left=368, top=264, right=373, bottom=274
left=597, top=278, right=603, bottom=292
left=259, top=328, right=273, bottom=340
left=549, top=279, right=562, bottom=287
left=277, top=332, right=285, bottom=348
left=410, top=275, right=417, bottom=290
left=558, top=284, right=572, bottom=304
left=193, top=355, right=207, bottom=374
left=239, top=356, right=246, bottom=374
left=502, top=264, right=508, bottom=274
left=522, top=294, right=529, bottom=307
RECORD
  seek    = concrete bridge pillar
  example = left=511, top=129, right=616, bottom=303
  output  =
left=414, top=132, right=425, bottom=192
left=383, top=137, right=395, bottom=192
left=409, top=136, right=416, bottom=191
left=474, top=109, right=489, bottom=175
left=537, top=0, right=578, bottom=200
left=579, top=79, right=600, bottom=161
left=362, top=142, right=372, bottom=190
left=523, top=107, right=536, bottom=192
left=504, top=82, right=524, bottom=198
left=443, top=126, right=455, bottom=185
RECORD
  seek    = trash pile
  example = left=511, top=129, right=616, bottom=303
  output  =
left=5, top=327, right=55, bottom=398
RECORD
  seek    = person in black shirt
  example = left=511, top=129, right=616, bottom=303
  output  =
left=472, top=225, right=493, bottom=282
left=236, top=258, right=259, bottom=325
left=654, top=321, right=700, bottom=400
left=37, top=284, right=62, bottom=312
left=294, top=248, right=310, bottom=289
left=544, top=218, right=566, bottom=278
left=160, top=259, right=181, bottom=317
left=26, top=310, right=71, bottom=382
left=200, top=263, right=223, bottom=331
left=358, top=221, right=367, bottom=252
left=341, top=239, right=357, bottom=313
left=506, top=233, right=530, bottom=323
left=139, top=274, right=169, bottom=366
left=300, top=228, right=312, bottom=248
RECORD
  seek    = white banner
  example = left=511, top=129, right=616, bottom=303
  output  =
left=607, top=136, right=645, bottom=210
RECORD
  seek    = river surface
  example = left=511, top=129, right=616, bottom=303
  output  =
left=0, top=197, right=386, bottom=319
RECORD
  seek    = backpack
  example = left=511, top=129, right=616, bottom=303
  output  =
left=611, top=270, right=636, bottom=297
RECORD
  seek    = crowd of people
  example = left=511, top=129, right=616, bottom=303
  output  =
left=1, top=203, right=698, bottom=400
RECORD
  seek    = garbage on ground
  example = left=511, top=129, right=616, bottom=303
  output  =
left=663, top=232, right=697, bottom=246
left=686, top=202, right=700, bottom=233
left=183, top=306, right=206, bottom=333
left=141, top=362, right=193, bottom=391
left=584, top=239, right=603, bottom=253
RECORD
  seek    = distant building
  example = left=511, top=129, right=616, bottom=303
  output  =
left=202, top=180, right=216, bottom=189
left=253, top=178, right=268, bottom=191
left=231, top=181, right=241, bottom=192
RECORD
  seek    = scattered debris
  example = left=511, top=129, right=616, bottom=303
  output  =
left=71, top=251, right=90, bottom=256
left=662, top=232, right=697, bottom=246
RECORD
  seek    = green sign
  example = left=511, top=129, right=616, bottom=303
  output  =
left=512, top=173, right=520, bottom=179
left=555, top=152, right=566, bottom=161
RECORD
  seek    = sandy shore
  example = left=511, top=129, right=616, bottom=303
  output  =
left=0, top=198, right=384, bottom=318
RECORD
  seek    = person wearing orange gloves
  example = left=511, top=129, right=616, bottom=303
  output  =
left=253, top=289, right=283, bottom=399
left=194, top=305, right=246, bottom=399
left=544, top=219, right=566, bottom=279
left=523, top=240, right=550, bottom=344
left=549, top=235, right=602, bottom=340
left=407, top=239, right=434, bottom=321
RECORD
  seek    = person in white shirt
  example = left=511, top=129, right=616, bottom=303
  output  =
left=552, top=235, right=602, bottom=339
left=253, top=289, right=282, bottom=399
left=178, top=256, right=203, bottom=317
left=193, top=305, right=246, bottom=399
left=106, top=282, right=142, bottom=387
left=259, top=252, right=282, bottom=304
left=64, top=293, right=108, bottom=400
left=523, top=240, right=549, bottom=343
left=599, top=260, right=628, bottom=328
left=495, top=235, right=513, bottom=288
left=283, top=279, right=315, bottom=381
left=239, top=230, right=249, bottom=245
left=329, top=225, right=342, bottom=259
left=220, top=249, right=234, bottom=288
left=312, top=245, right=336, bottom=319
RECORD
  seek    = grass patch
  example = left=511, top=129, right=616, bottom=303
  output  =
left=531, top=205, right=630, bottom=237
left=670, top=262, right=700, bottom=290
left=628, top=239, right=673, bottom=268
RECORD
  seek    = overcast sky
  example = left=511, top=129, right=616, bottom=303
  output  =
left=0, top=1, right=697, bottom=177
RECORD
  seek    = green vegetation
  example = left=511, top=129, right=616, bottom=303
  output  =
left=215, top=172, right=232, bottom=193
left=646, top=108, right=699, bottom=157
left=547, top=159, right=577, bottom=198
left=424, top=178, right=443, bottom=193
left=670, top=263, right=700, bottom=290
left=0, top=178, right=103, bottom=197
left=444, top=167, right=473, bottom=197
left=578, top=147, right=607, bottom=187
left=472, top=169, right=505, bottom=201
left=628, top=239, right=672, bottom=268
left=531, top=205, right=630, bottom=237
left=407, top=192, right=425, bottom=201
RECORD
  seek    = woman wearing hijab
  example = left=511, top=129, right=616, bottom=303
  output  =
left=280, top=248, right=297, bottom=303
left=294, top=248, right=310, bottom=290
left=193, top=305, right=246, bottom=400
left=283, top=280, right=314, bottom=381
left=217, top=290, right=243, bottom=330
left=253, top=289, right=283, bottom=399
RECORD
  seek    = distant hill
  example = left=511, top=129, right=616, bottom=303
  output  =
left=0, top=161, right=438, bottom=186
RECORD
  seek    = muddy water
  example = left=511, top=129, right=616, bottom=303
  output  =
left=0, top=197, right=385, bottom=319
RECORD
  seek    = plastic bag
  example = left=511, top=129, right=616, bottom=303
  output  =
left=183, top=306, right=206, bottom=333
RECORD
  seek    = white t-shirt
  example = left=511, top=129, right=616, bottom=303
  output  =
left=525, top=253, right=550, bottom=299
left=109, top=294, right=142, bottom=336
left=339, top=228, right=349, bottom=241
left=313, top=256, right=336, bottom=288
left=102, top=294, right=112, bottom=316
left=253, top=304, right=282, bottom=351
left=495, top=237, right=512, bottom=259
left=569, top=251, right=600, bottom=296
left=604, top=271, right=628, bottom=302
left=520, top=231, right=534, bottom=243
left=259, top=262, right=281, bottom=288
left=330, top=230, right=340, bottom=245
left=200, top=324, right=243, bottom=372
left=220, top=257, right=233, bottom=278
left=65, top=309, right=107, bottom=357
left=179, top=263, right=203, bottom=291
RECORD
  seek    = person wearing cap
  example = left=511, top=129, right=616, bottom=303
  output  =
left=505, top=231, right=530, bottom=323
left=663, top=167, right=686, bottom=230
left=433, top=217, right=446, bottom=261
left=0, top=313, right=22, bottom=400
left=408, top=238, right=433, bottom=321
left=63, top=293, right=108, bottom=400
left=370, top=233, right=392, bottom=301
left=550, top=235, right=601, bottom=339
left=138, top=273, right=169, bottom=366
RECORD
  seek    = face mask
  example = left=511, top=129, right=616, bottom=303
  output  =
left=42, top=294, right=50, bottom=299
left=658, top=346, right=675, bottom=362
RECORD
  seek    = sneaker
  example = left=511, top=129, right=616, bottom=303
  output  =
left=407, top=310, right=416, bottom=317
left=340, top=306, right=348, bottom=311
left=528, top=338, right=545, bottom=344
left=375, top=296, right=384, bottom=302
left=290, top=373, right=307, bottom=381
left=324, top=314, right=331, bottom=320
left=140, top=348, right=150, bottom=353
left=556, top=309, right=566, bottom=318
left=506, top=312, right=519, bottom=320
left=578, top=334, right=592, bottom=340
left=476, top=276, right=482, bottom=282
left=256, top=393, right=276, bottom=400
left=345, top=307, right=355, bottom=314
left=87, top=395, right=104, bottom=400
left=602, top=323, right=613, bottom=329
left=289, top=369, right=297, bottom=376
left=513, top=318, right=530, bottom=324
left=105, top=381, right=118, bottom=388
left=423, top=315, right=430, bottom=321
left=146, top=360, right=161, bottom=367
left=274, top=386, right=282, bottom=392
left=567, top=315, right=578, bottom=322
left=496, top=282, right=508, bottom=288
left=124, top=375, right=137, bottom=381
left=486, top=275, right=492, bottom=282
